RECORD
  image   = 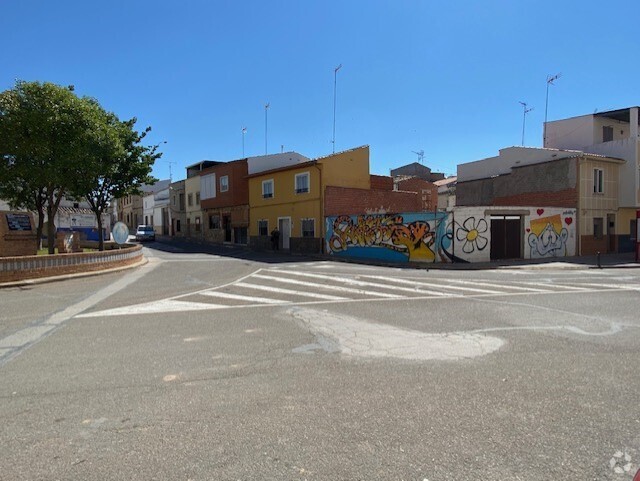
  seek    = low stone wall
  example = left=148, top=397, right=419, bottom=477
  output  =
left=0, top=244, right=143, bottom=283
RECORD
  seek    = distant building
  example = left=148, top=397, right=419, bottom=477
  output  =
left=390, top=162, right=445, bottom=183
left=433, top=176, right=457, bottom=211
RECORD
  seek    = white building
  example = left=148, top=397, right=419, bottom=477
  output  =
left=545, top=106, right=639, bottom=251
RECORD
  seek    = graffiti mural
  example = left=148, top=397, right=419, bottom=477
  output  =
left=326, top=213, right=447, bottom=263
left=526, top=212, right=574, bottom=258
left=325, top=207, right=576, bottom=264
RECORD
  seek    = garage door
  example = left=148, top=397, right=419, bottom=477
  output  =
left=490, top=215, right=522, bottom=260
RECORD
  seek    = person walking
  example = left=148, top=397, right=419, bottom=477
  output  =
left=270, top=227, right=280, bottom=250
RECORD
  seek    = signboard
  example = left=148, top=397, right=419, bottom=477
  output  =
left=112, top=222, right=130, bottom=245
left=6, top=213, right=32, bottom=231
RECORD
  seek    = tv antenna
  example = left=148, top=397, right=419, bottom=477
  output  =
left=412, top=150, right=425, bottom=164
left=519, top=101, right=533, bottom=146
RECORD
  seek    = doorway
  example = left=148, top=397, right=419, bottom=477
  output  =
left=223, top=215, right=232, bottom=242
left=607, top=213, right=616, bottom=253
left=490, top=215, right=522, bottom=260
left=278, top=217, right=291, bottom=250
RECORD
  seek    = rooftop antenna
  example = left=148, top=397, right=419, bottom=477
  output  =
left=332, top=63, right=342, bottom=153
left=543, top=73, right=561, bottom=146
left=519, top=101, right=533, bottom=146
left=411, top=150, right=425, bottom=164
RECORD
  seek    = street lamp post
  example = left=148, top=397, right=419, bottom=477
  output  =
left=332, top=64, right=342, bottom=153
left=242, top=127, right=247, bottom=157
left=544, top=73, right=561, bottom=146
left=264, top=103, right=270, bottom=155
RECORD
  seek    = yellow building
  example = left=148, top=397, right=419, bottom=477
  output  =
left=248, top=146, right=370, bottom=252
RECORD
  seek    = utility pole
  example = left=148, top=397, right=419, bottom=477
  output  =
left=519, top=101, right=533, bottom=146
left=544, top=73, right=561, bottom=146
left=332, top=64, right=342, bottom=153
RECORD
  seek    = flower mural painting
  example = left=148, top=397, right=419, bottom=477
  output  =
left=456, top=217, right=488, bottom=254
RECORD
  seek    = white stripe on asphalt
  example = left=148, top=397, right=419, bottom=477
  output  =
left=361, top=275, right=503, bottom=295
left=251, top=274, right=403, bottom=298
left=77, top=299, right=227, bottom=318
left=561, top=282, right=640, bottom=291
left=268, top=270, right=453, bottom=296
left=509, top=281, right=590, bottom=291
left=235, top=282, right=347, bottom=301
left=436, top=278, right=552, bottom=293
left=199, top=290, right=289, bottom=304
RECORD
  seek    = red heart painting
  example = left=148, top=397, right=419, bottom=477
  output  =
left=526, top=228, right=531, bottom=232
left=564, top=217, right=573, bottom=225
left=537, top=209, right=544, bottom=216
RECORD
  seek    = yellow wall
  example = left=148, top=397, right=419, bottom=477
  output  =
left=318, top=145, right=370, bottom=190
left=249, top=166, right=322, bottom=237
left=578, top=159, right=621, bottom=236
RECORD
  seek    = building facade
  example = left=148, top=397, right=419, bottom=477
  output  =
left=457, top=146, right=624, bottom=256
left=545, top=106, right=639, bottom=252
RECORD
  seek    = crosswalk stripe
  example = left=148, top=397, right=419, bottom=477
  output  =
left=561, top=282, right=640, bottom=291
left=361, top=275, right=503, bottom=295
left=270, top=270, right=453, bottom=297
left=252, top=274, right=403, bottom=298
left=433, top=278, right=552, bottom=293
left=235, top=282, right=347, bottom=301
left=508, top=281, right=589, bottom=291
left=199, top=291, right=290, bottom=304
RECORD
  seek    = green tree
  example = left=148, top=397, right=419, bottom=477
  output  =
left=0, top=81, right=104, bottom=253
left=72, top=110, right=160, bottom=251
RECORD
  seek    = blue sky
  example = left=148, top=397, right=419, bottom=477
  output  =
left=3, top=1, right=639, bottom=181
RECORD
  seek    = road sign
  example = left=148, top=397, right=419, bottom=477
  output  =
left=112, top=222, right=129, bottom=245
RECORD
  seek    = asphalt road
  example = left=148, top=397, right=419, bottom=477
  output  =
left=2, top=242, right=640, bottom=480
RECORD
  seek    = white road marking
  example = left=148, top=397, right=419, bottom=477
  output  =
left=272, top=269, right=454, bottom=296
left=561, top=282, right=640, bottom=291
left=251, top=273, right=403, bottom=298
left=361, top=275, right=503, bottom=295
left=199, top=291, right=289, bottom=304
left=78, top=299, right=227, bottom=318
left=0, top=257, right=162, bottom=366
left=289, top=307, right=504, bottom=361
left=430, top=277, right=553, bottom=293
left=235, top=282, right=346, bottom=301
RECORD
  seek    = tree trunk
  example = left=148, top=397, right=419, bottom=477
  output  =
left=96, top=213, right=104, bottom=251
left=36, top=208, right=44, bottom=251
left=46, top=202, right=56, bottom=254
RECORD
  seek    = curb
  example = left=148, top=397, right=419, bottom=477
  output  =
left=0, top=257, right=148, bottom=289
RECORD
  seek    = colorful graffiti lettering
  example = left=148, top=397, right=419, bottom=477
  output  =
left=528, top=214, right=568, bottom=258
left=327, top=214, right=443, bottom=262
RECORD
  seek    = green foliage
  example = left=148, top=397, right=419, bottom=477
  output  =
left=0, top=80, right=162, bottom=252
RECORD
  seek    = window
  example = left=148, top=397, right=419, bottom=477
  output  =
left=188, top=193, right=193, bottom=206
left=301, top=218, right=315, bottom=237
left=593, top=168, right=604, bottom=194
left=262, top=179, right=274, bottom=198
left=258, top=220, right=268, bottom=236
left=179, top=193, right=185, bottom=210
left=603, top=126, right=614, bottom=142
left=201, top=173, right=216, bottom=200
left=209, top=214, right=220, bottom=229
left=195, top=216, right=201, bottom=232
left=295, top=172, right=310, bottom=194
left=195, top=192, right=200, bottom=205
left=220, top=175, right=229, bottom=192
left=593, top=217, right=604, bottom=239
left=176, top=220, right=181, bottom=232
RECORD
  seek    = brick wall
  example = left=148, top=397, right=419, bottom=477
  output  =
left=395, top=178, right=438, bottom=211
left=325, top=186, right=420, bottom=216
left=370, top=175, right=393, bottom=191
left=0, top=244, right=143, bottom=283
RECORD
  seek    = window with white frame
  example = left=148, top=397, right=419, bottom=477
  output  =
left=258, top=219, right=268, bottom=236
left=301, top=218, right=315, bottom=237
left=593, top=168, right=604, bottom=194
left=295, top=172, right=310, bottom=194
left=201, top=173, right=216, bottom=200
left=220, top=175, right=229, bottom=192
left=262, top=179, right=274, bottom=198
